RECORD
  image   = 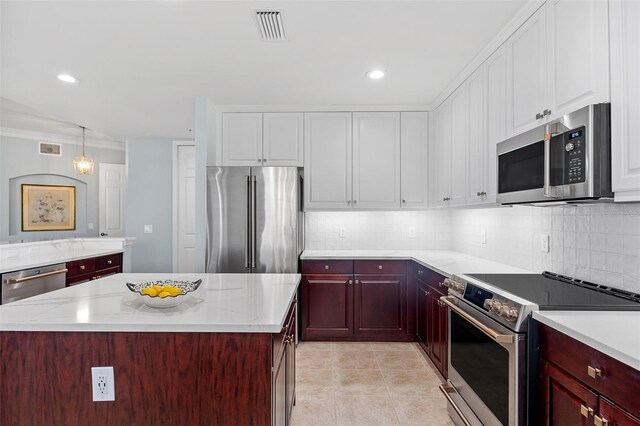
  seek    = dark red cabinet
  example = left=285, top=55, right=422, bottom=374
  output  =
left=66, top=253, right=123, bottom=287
left=539, top=323, right=640, bottom=426
left=301, top=260, right=412, bottom=341
left=415, top=280, right=429, bottom=352
left=273, top=300, right=296, bottom=426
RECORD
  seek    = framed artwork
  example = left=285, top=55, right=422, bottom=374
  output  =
left=21, top=184, right=76, bottom=231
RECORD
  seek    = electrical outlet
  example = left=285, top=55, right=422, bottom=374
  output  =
left=480, top=229, right=487, bottom=244
left=408, top=227, right=416, bottom=239
left=541, top=234, right=550, bottom=253
left=339, top=228, right=346, bottom=238
left=144, top=225, right=153, bottom=234
left=91, top=366, right=115, bottom=401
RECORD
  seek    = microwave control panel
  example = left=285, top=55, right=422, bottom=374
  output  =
left=563, top=127, right=586, bottom=184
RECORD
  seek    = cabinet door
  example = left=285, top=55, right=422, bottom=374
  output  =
left=428, top=288, right=447, bottom=376
left=434, top=100, right=452, bottom=207
left=610, top=0, right=640, bottom=200
left=400, top=112, right=429, bottom=208
left=285, top=314, right=296, bottom=422
left=466, top=68, right=486, bottom=205
left=263, top=113, right=303, bottom=166
left=352, top=112, right=401, bottom=209
left=547, top=0, right=610, bottom=119
left=450, top=86, right=467, bottom=206
left=301, top=274, right=353, bottom=339
left=507, top=5, right=547, bottom=135
left=540, top=360, right=599, bottom=426
left=599, top=398, right=640, bottom=426
left=354, top=274, right=407, bottom=337
left=221, top=113, right=263, bottom=166
left=272, top=349, right=286, bottom=426
left=415, top=279, right=430, bottom=353
left=484, top=46, right=508, bottom=203
left=304, top=113, right=352, bottom=210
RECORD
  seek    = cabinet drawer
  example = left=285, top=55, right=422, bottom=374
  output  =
left=93, top=266, right=121, bottom=280
left=66, top=272, right=95, bottom=287
left=66, top=258, right=96, bottom=277
left=301, top=260, right=353, bottom=274
left=95, top=253, right=122, bottom=271
left=409, top=261, right=430, bottom=280
left=540, top=323, right=640, bottom=419
left=354, top=260, right=406, bottom=274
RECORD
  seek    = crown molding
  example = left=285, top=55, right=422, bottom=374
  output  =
left=212, top=104, right=430, bottom=114
left=0, top=127, right=125, bottom=151
left=427, top=0, right=546, bottom=110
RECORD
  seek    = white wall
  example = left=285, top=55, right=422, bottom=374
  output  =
left=451, top=204, right=640, bottom=292
left=304, top=211, right=452, bottom=250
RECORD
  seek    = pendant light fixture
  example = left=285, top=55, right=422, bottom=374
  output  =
left=73, top=126, right=94, bottom=175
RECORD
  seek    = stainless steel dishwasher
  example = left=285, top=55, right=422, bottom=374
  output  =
left=1, top=263, right=67, bottom=304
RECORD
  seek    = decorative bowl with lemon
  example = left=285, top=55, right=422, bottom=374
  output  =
left=126, top=279, right=202, bottom=308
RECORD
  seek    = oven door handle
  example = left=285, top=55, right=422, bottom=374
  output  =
left=439, top=384, right=473, bottom=426
left=440, top=296, right=514, bottom=344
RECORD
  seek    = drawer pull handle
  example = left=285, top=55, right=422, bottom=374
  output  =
left=438, top=281, right=445, bottom=287
left=378, top=265, right=382, bottom=270
left=594, top=415, right=609, bottom=426
left=80, top=265, right=85, bottom=270
left=107, top=260, right=113, bottom=265
left=580, top=405, right=594, bottom=418
left=587, top=366, right=602, bottom=378
left=418, top=270, right=423, bottom=275
left=425, top=291, right=430, bottom=296
left=324, top=265, right=329, bottom=270
left=348, top=280, right=353, bottom=285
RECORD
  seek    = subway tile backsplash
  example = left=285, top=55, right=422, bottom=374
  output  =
left=304, top=203, right=640, bottom=293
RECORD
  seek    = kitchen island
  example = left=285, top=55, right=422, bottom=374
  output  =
left=0, top=273, right=300, bottom=426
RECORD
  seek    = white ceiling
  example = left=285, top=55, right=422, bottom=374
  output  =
left=1, top=1, right=526, bottom=140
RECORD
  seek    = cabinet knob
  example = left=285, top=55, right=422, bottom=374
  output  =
left=594, top=415, right=609, bottom=426
left=107, top=260, right=112, bottom=265
left=418, top=270, right=423, bottom=275
left=348, top=280, right=353, bottom=285
left=402, top=199, right=406, bottom=203
left=580, top=405, right=594, bottom=418
left=257, top=159, right=262, bottom=162
left=543, top=109, right=551, bottom=116
left=378, top=265, right=382, bottom=270
left=476, top=191, right=486, bottom=196
left=347, top=200, right=351, bottom=205
left=438, top=281, right=444, bottom=287
left=353, top=200, right=357, bottom=204
left=324, top=265, right=329, bottom=270
left=536, top=112, right=543, bottom=120
left=425, top=291, right=430, bottom=296
left=80, top=265, right=85, bottom=270
left=263, top=158, right=267, bottom=162
left=587, top=366, right=602, bottom=378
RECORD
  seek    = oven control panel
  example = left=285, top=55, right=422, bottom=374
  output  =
left=483, top=298, right=520, bottom=322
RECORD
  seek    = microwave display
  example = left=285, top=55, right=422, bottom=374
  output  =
left=498, top=141, right=544, bottom=194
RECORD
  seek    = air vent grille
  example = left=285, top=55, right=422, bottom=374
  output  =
left=39, top=142, right=61, bottom=156
left=255, top=10, right=286, bottom=41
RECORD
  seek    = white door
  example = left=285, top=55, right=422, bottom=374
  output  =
left=98, top=163, right=126, bottom=238
left=400, top=112, right=429, bottom=208
left=221, top=113, right=262, bottom=166
left=466, top=68, right=486, bottom=205
left=263, top=113, right=303, bottom=166
left=434, top=100, right=452, bottom=208
left=484, top=46, right=508, bottom=203
left=610, top=0, right=640, bottom=201
left=304, top=112, right=353, bottom=210
left=507, top=5, right=548, bottom=135
left=547, top=0, right=610, bottom=119
left=352, top=112, right=401, bottom=209
left=173, top=144, right=196, bottom=272
left=450, top=86, right=467, bottom=206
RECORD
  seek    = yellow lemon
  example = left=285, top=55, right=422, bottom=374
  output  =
left=167, top=287, right=182, bottom=297
left=153, top=284, right=163, bottom=294
left=141, top=287, right=157, bottom=297
left=158, top=291, right=171, bottom=298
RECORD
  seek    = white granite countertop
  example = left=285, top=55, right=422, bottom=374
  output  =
left=0, top=273, right=300, bottom=333
left=0, top=238, right=130, bottom=274
left=533, top=311, right=640, bottom=370
left=301, top=249, right=532, bottom=276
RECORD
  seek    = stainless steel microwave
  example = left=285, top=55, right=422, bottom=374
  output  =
left=497, top=104, right=613, bottom=205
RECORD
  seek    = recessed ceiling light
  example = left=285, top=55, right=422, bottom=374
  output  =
left=57, top=74, right=77, bottom=83
left=367, top=69, right=385, bottom=80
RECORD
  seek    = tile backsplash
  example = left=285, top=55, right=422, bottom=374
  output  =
left=304, top=203, right=640, bottom=293
left=451, top=203, right=640, bottom=292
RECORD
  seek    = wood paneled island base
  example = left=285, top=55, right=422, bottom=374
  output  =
left=0, top=331, right=275, bottom=426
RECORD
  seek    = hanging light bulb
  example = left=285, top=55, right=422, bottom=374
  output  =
left=73, top=126, right=94, bottom=175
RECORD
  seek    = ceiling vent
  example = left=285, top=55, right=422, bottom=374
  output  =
left=254, top=10, right=286, bottom=41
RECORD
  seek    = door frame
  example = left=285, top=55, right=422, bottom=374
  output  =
left=172, top=140, right=195, bottom=272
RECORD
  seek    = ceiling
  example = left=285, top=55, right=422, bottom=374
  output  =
left=0, top=1, right=526, bottom=141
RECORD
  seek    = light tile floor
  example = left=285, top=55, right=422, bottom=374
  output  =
left=291, top=342, right=455, bottom=426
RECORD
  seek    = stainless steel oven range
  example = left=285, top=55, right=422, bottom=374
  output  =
left=439, top=272, right=640, bottom=426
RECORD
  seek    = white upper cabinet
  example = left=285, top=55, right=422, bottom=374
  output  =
left=546, top=0, right=610, bottom=119
left=466, top=68, right=487, bottom=205
left=263, top=113, right=303, bottom=166
left=434, top=100, right=452, bottom=208
left=352, top=112, right=401, bottom=209
left=304, top=112, right=352, bottom=210
left=400, top=112, right=429, bottom=208
left=221, top=113, right=263, bottom=165
left=450, top=86, right=468, bottom=207
left=484, top=46, right=508, bottom=204
left=507, top=5, right=548, bottom=136
left=610, top=0, right=640, bottom=201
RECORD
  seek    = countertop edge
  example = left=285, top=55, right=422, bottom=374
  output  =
left=532, top=311, right=640, bottom=371
left=0, top=249, right=124, bottom=274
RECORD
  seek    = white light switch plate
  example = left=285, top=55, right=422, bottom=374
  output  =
left=144, top=225, right=153, bottom=234
left=541, top=234, right=550, bottom=252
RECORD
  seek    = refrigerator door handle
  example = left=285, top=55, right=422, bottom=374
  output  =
left=250, top=175, right=257, bottom=269
left=245, top=175, right=251, bottom=269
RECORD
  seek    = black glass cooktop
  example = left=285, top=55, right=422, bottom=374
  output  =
left=467, top=272, right=640, bottom=311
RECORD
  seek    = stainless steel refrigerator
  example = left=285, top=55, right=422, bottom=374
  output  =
left=206, top=167, right=303, bottom=273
